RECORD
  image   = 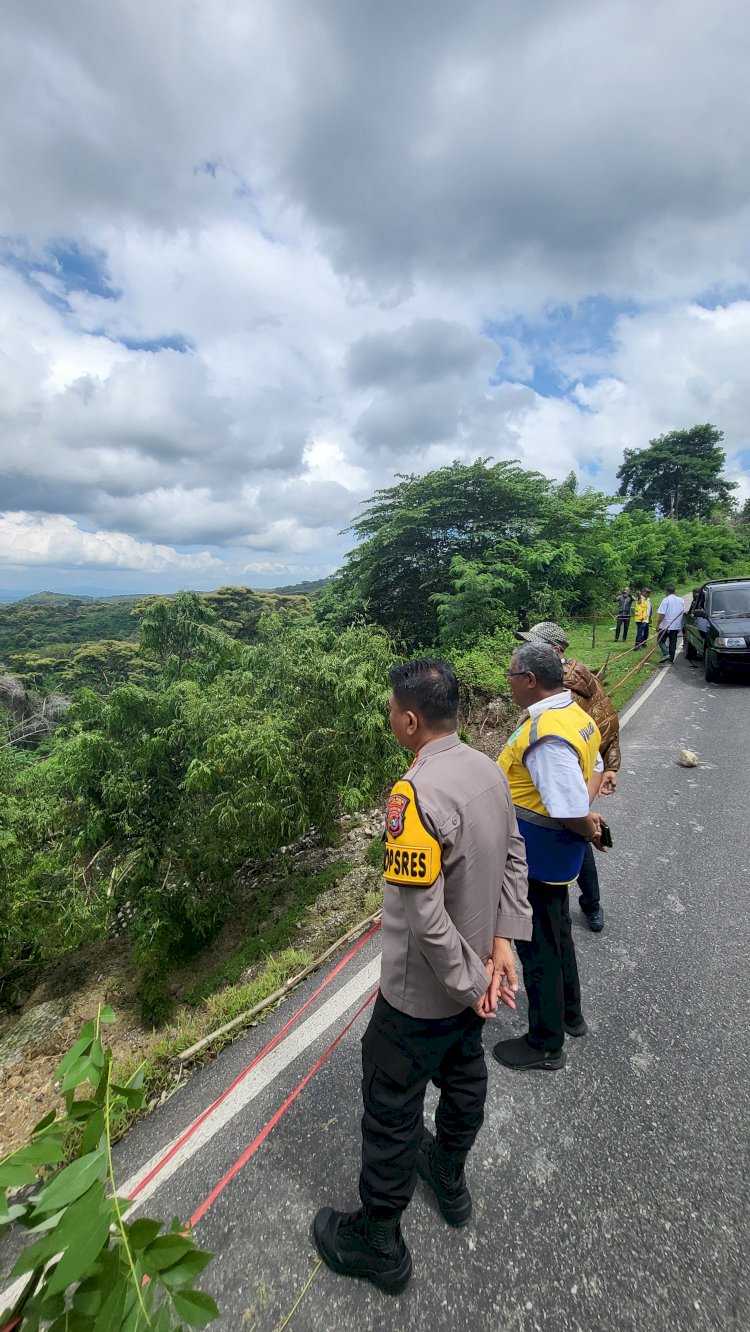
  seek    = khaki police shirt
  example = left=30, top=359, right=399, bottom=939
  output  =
left=379, top=733, right=532, bottom=1020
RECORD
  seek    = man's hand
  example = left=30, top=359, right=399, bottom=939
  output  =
left=599, top=770, right=618, bottom=796
left=473, top=959, right=496, bottom=1018
left=490, top=937, right=519, bottom=1011
left=587, top=810, right=606, bottom=851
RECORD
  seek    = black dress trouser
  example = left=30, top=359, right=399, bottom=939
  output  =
left=577, top=842, right=601, bottom=916
left=615, top=615, right=631, bottom=641
left=516, top=878, right=582, bottom=1053
left=359, top=993, right=487, bottom=1218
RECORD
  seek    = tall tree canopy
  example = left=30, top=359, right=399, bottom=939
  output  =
left=318, top=460, right=617, bottom=648
left=616, top=424, right=736, bottom=520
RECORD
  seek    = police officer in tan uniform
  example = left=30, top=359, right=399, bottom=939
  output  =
left=313, top=659, right=531, bottom=1295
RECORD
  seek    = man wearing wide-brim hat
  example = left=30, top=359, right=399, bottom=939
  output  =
left=514, top=622, right=620, bottom=933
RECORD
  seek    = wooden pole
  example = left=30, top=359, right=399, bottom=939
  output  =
left=173, top=908, right=383, bottom=1064
left=608, top=640, right=661, bottom=694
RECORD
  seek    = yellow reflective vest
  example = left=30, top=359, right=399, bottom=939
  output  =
left=498, top=700, right=601, bottom=883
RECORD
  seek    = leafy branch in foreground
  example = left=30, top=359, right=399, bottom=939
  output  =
left=0, top=1006, right=218, bottom=1331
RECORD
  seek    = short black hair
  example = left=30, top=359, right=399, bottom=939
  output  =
left=389, top=658, right=459, bottom=726
left=665, top=584, right=676, bottom=594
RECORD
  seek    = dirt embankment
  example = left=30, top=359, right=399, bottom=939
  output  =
left=0, top=698, right=517, bottom=1158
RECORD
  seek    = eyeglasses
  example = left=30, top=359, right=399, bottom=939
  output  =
left=506, top=670, right=531, bottom=679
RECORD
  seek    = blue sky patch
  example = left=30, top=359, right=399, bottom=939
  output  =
left=116, top=333, right=193, bottom=354
left=693, top=283, right=750, bottom=311
left=47, top=240, right=120, bottom=299
left=579, top=458, right=602, bottom=478
left=485, top=295, right=640, bottom=398
left=1, top=236, right=120, bottom=311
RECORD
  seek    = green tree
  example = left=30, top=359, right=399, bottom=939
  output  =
left=1, top=606, right=401, bottom=1022
left=138, top=590, right=246, bottom=682
left=432, top=556, right=514, bottom=646
left=616, top=424, right=736, bottom=520
left=0, top=1007, right=218, bottom=1330
left=730, top=496, right=750, bottom=536
left=323, top=460, right=560, bottom=648
left=60, top=640, right=156, bottom=692
left=322, top=460, right=624, bottom=647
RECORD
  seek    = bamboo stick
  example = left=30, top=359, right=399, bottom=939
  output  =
left=608, top=639, right=662, bottom=694
left=173, top=908, right=383, bottom=1064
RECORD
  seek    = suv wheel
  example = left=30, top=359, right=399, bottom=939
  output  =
left=704, top=646, right=720, bottom=683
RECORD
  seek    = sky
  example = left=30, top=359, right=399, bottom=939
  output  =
left=1, top=0, right=749, bottom=596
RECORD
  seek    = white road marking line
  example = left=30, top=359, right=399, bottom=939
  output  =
left=119, top=953, right=382, bottom=1213
left=619, top=664, right=670, bottom=729
left=1, top=657, right=673, bottom=1316
left=0, top=954, right=382, bottom=1316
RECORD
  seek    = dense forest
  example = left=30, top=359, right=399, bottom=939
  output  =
left=2, top=427, right=748, bottom=1022
left=0, top=585, right=312, bottom=690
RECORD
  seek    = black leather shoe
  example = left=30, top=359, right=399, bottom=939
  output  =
left=564, top=1016, right=588, bottom=1037
left=584, top=907, right=604, bottom=932
left=492, top=1035, right=566, bottom=1071
left=417, top=1130, right=472, bottom=1227
left=312, top=1207, right=412, bottom=1295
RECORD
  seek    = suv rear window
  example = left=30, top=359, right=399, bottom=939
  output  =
left=708, top=585, right=750, bottom=614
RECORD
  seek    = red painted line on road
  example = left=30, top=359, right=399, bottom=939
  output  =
left=189, top=988, right=379, bottom=1228
left=127, top=922, right=381, bottom=1201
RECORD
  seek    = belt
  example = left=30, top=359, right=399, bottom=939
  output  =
left=513, top=804, right=566, bottom=831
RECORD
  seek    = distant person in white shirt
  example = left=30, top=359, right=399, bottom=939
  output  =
left=656, top=586, right=685, bottom=664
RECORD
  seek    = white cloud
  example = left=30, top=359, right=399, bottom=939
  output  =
left=0, top=513, right=222, bottom=573
left=0, top=1, right=748, bottom=588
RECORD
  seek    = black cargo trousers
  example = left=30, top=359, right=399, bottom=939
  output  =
left=358, top=992, right=487, bottom=1218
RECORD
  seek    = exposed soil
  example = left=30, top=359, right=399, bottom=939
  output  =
left=0, top=943, right=146, bottom=1157
left=0, top=810, right=387, bottom=1157
left=0, top=703, right=516, bottom=1158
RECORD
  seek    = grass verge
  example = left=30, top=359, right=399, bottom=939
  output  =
left=565, top=584, right=695, bottom=711
left=104, top=858, right=379, bottom=1136
left=183, top=860, right=356, bottom=1007
left=564, top=622, right=661, bottom=712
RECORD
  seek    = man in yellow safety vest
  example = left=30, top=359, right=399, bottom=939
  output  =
left=495, top=642, right=607, bottom=1071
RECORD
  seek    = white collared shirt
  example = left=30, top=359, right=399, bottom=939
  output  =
left=524, top=690, right=602, bottom=819
left=658, top=594, right=685, bottom=631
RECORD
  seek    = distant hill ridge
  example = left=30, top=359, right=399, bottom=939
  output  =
left=2, top=576, right=329, bottom=606
left=12, top=591, right=140, bottom=606
left=0, top=583, right=322, bottom=669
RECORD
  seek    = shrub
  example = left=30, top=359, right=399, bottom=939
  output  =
left=448, top=627, right=517, bottom=698
left=0, top=1007, right=218, bottom=1330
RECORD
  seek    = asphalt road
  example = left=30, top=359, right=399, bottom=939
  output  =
left=5, top=649, right=749, bottom=1330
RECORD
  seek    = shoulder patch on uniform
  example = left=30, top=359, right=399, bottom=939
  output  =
left=386, top=791, right=409, bottom=838
left=383, top=779, right=441, bottom=889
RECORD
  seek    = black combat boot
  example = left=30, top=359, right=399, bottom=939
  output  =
left=416, top=1129, right=472, bottom=1227
left=312, top=1207, right=412, bottom=1295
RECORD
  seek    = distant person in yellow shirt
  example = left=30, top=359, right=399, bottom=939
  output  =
left=633, top=588, right=652, bottom=650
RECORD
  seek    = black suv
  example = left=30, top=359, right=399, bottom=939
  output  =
left=683, top=578, right=750, bottom=682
